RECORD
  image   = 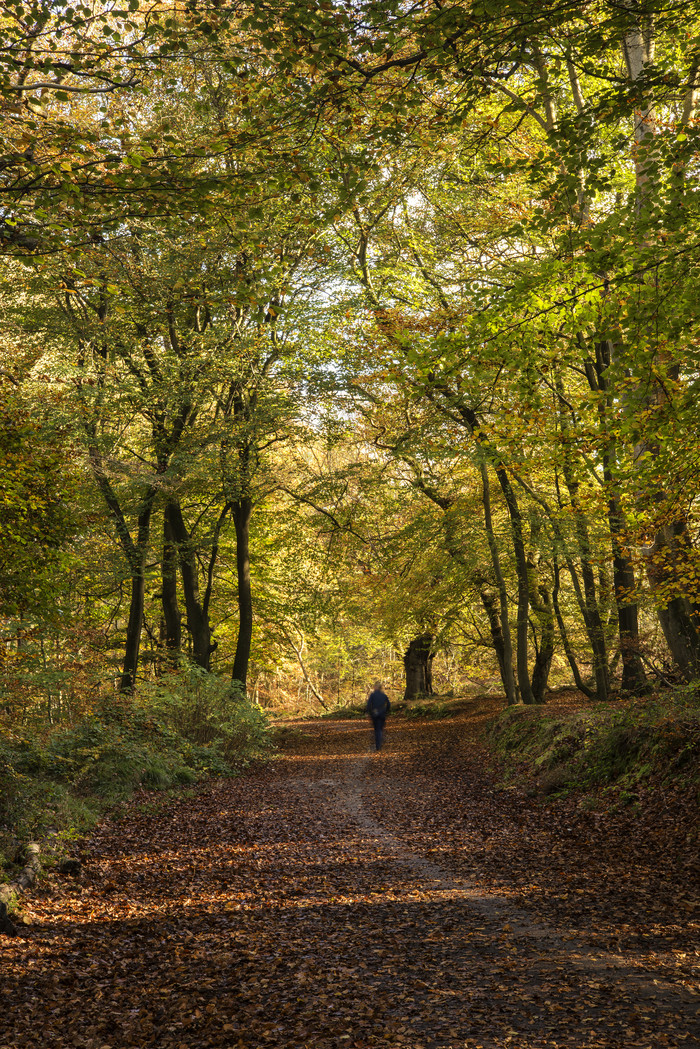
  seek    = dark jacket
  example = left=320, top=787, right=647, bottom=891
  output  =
left=366, top=689, right=391, bottom=717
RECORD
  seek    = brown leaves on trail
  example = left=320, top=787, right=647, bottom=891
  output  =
left=2, top=699, right=699, bottom=1049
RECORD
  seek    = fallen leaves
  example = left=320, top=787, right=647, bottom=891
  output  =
left=1, top=699, right=698, bottom=1048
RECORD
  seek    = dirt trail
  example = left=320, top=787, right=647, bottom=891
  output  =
left=2, top=707, right=699, bottom=1048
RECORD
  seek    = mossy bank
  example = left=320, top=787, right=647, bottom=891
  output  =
left=486, top=684, right=700, bottom=803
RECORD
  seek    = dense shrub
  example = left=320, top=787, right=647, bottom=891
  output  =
left=136, top=666, right=271, bottom=761
left=0, top=666, right=272, bottom=863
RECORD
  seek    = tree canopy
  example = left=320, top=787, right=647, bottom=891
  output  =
left=1, top=0, right=700, bottom=717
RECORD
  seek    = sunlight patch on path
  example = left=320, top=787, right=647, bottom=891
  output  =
left=291, top=726, right=700, bottom=1018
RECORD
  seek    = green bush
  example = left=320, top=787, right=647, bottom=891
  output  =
left=0, top=732, right=27, bottom=837
left=136, top=666, right=272, bottom=764
left=404, top=700, right=452, bottom=719
left=0, top=666, right=272, bottom=859
left=0, top=728, right=96, bottom=849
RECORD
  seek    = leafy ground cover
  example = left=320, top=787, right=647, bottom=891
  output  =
left=0, top=675, right=271, bottom=872
left=1, top=695, right=698, bottom=1048
left=486, top=686, right=700, bottom=800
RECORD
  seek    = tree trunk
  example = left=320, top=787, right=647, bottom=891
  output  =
left=166, top=501, right=214, bottom=671
left=121, top=499, right=155, bottom=692
left=593, top=341, right=647, bottom=693
left=453, top=402, right=534, bottom=704
left=480, top=461, right=518, bottom=704
left=555, top=366, right=611, bottom=700
left=527, top=553, right=554, bottom=703
left=551, top=555, right=595, bottom=698
left=645, top=521, right=700, bottom=681
left=403, top=633, right=434, bottom=700
left=121, top=569, right=145, bottom=693
left=161, top=508, right=182, bottom=659
left=618, top=19, right=696, bottom=680
left=495, top=465, right=535, bottom=704
left=231, top=496, right=253, bottom=690
left=479, top=586, right=517, bottom=704
left=284, top=628, right=328, bottom=709
left=87, top=441, right=157, bottom=693
left=609, top=492, right=648, bottom=691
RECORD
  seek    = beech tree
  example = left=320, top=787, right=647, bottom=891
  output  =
left=3, top=0, right=700, bottom=709
left=295, top=0, right=700, bottom=692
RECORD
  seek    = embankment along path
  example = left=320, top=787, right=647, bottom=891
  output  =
left=2, top=698, right=699, bottom=1048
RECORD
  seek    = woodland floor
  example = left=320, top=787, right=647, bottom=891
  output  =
left=2, top=697, right=699, bottom=1049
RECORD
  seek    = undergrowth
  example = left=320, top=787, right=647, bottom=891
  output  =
left=402, top=696, right=477, bottom=719
left=486, top=684, right=700, bottom=799
left=316, top=694, right=472, bottom=720
left=0, top=666, right=272, bottom=869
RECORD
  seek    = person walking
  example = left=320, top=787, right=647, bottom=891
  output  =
left=366, top=680, right=391, bottom=751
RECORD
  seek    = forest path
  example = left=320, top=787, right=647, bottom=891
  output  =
left=2, top=703, right=699, bottom=1049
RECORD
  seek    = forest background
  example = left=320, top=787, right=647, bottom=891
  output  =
left=1, top=0, right=700, bottom=846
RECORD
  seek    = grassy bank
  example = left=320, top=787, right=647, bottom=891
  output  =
left=0, top=668, right=272, bottom=875
left=486, top=684, right=700, bottom=802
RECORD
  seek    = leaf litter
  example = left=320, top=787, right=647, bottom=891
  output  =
left=1, top=697, right=698, bottom=1048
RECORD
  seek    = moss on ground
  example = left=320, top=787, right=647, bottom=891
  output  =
left=485, top=684, right=700, bottom=798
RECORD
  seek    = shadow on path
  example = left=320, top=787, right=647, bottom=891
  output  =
left=1, top=712, right=698, bottom=1048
